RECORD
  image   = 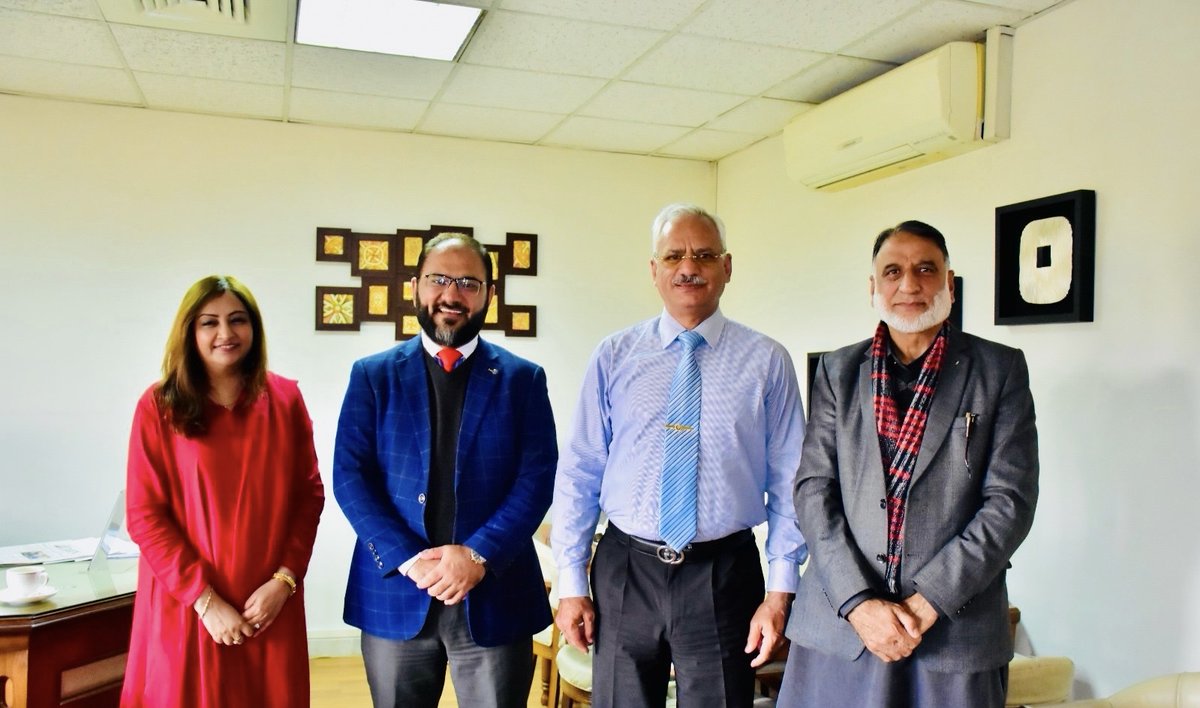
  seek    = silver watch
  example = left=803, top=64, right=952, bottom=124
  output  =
left=468, top=548, right=488, bottom=567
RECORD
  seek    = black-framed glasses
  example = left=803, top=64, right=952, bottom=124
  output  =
left=654, top=251, right=727, bottom=267
left=421, top=273, right=485, bottom=294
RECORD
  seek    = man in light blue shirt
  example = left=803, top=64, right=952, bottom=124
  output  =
left=552, top=203, right=807, bottom=707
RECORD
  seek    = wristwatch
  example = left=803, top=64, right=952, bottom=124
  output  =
left=468, top=548, right=488, bottom=567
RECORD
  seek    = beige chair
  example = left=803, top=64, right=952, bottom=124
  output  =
left=1006, top=654, right=1075, bottom=706
left=555, top=643, right=592, bottom=708
left=532, top=538, right=560, bottom=706
left=1057, top=673, right=1200, bottom=708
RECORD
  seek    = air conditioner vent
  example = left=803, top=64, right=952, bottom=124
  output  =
left=98, top=0, right=284, bottom=41
left=138, top=0, right=248, bottom=25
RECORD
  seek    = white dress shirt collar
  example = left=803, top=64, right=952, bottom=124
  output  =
left=418, top=330, right=480, bottom=361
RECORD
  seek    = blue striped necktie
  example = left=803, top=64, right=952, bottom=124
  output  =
left=659, top=329, right=704, bottom=552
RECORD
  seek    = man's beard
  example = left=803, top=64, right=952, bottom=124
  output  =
left=415, top=294, right=489, bottom=347
left=873, top=285, right=953, bottom=334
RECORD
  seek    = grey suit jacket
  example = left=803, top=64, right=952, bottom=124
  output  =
left=785, top=327, right=1039, bottom=672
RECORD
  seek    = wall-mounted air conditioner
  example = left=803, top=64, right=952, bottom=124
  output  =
left=784, top=29, right=1012, bottom=191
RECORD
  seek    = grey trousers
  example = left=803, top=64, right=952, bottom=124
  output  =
left=589, top=527, right=764, bottom=708
left=775, top=643, right=1008, bottom=708
left=360, top=602, right=533, bottom=708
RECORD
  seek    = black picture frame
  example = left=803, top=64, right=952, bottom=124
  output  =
left=950, top=275, right=963, bottom=331
left=994, top=189, right=1096, bottom=325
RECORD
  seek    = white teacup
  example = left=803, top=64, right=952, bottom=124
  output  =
left=6, top=565, right=49, bottom=596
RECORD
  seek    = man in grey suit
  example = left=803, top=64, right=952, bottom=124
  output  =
left=777, top=220, right=1039, bottom=707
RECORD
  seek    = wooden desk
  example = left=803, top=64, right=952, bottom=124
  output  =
left=0, top=559, right=136, bottom=708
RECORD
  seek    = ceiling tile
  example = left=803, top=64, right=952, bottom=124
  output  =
left=498, top=0, right=706, bottom=31
left=542, top=116, right=690, bottom=154
left=0, top=0, right=101, bottom=19
left=0, top=8, right=121, bottom=66
left=291, top=45, right=453, bottom=101
left=419, top=103, right=563, bottom=143
left=288, top=88, right=428, bottom=131
left=844, top=0, right=1027, bottom=64
left=461, top=10, right=664, bottom=78
left=134, top=72, right=283, bottom=119
left=765, top=55, right=897, bottom=103
left=656, top=129, right=759, bottom=161
left=969, top=0, right=1062, bottom=11
left=580, top=82, right=746, bottom=128
left=683, top=0, right=925, bottom=53
left=0, top=54, right=139, bottom=103
left=705, top=97, right=813, bottom=135
left=624, top=34, right=825, bottom=95
left=440, top=64, right=604, bottom=114
left=111, top=24, right=284, bottom=84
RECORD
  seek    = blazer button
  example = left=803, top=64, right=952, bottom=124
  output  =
left=418, top=493, right=427, bottom=504
left=368, top=542, right=376, bottom=551
left=875, top=554, right=886, bottom=562
left=879, top=498, right=886, bottom=510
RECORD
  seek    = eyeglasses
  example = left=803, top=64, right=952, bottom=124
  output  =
left=654, top=251, right=727, bottom=267
left=421, top=273, right=485, bottom=294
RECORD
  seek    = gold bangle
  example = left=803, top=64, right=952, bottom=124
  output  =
left=272, top=572, right=297, bottom=595
left=197, top=588, right=213, bottom=618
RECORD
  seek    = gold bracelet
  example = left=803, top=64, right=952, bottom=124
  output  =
left=197, top=588, right=213, bottom=618
left=272, top=571, right=297, bottom=595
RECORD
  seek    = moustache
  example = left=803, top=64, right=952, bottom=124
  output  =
left=673, top=274, right=708, bottom=286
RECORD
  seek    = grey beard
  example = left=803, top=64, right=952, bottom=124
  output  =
left=874, top=286, right=952, bottom=333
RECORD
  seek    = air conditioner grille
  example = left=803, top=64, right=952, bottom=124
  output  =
left=137, top=0, right=248, bottom=25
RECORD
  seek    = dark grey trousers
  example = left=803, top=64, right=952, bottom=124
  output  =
left=775, top=643, right=1008, bottom=708
left=589, top=527, right=765, bottom=708
left=360, top=602, right=532, bottom=708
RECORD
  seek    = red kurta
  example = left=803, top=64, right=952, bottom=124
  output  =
left=121, top=373, right=324, bottom=708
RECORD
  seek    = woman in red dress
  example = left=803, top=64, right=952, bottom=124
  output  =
left=121, top=275, right=324, bottom=707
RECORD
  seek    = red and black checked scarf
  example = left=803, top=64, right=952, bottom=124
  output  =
left=871, top=321, right=949, bottom=594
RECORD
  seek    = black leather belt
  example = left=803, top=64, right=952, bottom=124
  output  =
left=605, top=524, right=753, bottom=565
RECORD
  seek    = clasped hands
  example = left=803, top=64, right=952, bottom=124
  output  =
left=196, top=571, right=294, bottom=647
left=846, top=592, right=939, bottom=662
left=409, top=544, right=486, bottom=605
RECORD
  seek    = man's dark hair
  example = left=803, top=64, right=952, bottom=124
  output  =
left=416, top=232, right=493, bottom=288
left=872, top=220, right=950, bottom=263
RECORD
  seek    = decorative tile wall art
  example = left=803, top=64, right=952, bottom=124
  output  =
left=315, top=225, right=538, bottom=339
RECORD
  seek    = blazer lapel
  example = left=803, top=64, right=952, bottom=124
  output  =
left=457, top=340, right=501, bottom=457
left=911, top=331, right=970, bottom=483
left=393, top=339, right=433, bottom=481
left=857, top=354, right=886, bottom=478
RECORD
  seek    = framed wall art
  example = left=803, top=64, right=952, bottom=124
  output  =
left=315, top=225, right=539, bottom=339
left=994, top=189, right=1096, bottom=325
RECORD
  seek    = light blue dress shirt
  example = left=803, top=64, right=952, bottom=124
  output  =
left=552, top=309, right=807, bottom=599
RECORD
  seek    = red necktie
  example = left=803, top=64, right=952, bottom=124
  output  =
left=436, top=347, right=462, bottom=373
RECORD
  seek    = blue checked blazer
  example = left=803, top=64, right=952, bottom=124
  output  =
left=333, top=337, right=557, bottom=646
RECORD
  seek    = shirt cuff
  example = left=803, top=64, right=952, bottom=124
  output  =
left=765, top=558, right=800, bottom=594
left=556, top=566, right=591, bottom=599
left=397, top=553, right=422, bottom=577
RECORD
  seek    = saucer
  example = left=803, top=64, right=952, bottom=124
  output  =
left=0, top=585, right=58, bottom=606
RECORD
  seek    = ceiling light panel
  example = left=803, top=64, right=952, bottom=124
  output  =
left=296, top=0, right=483, bottom=61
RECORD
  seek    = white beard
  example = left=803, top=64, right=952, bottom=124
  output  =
left=874, top=285, right=953, bottom=333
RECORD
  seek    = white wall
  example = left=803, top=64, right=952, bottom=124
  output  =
left=3, top=0, right=1197, bottom=694
left=716, top=0, right=1200, bottom=697
left=0, top=94, right=713, bottom=647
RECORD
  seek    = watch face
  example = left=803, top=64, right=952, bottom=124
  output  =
left=469, top=549, right=486, bottom=566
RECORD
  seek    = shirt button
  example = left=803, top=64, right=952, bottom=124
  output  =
left=418, top=493, right=427, bottom=504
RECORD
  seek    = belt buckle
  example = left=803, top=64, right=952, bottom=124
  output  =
left=656, top=545, right=685, bottom=565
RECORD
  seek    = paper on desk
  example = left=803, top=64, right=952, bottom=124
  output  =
left=0, top=537, right=140, bottom=566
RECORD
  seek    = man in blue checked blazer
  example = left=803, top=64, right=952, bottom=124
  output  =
left=334, top=232, right=557, bottom=708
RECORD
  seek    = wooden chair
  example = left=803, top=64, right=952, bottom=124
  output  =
left=532, top=534, right=560, bottom=706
